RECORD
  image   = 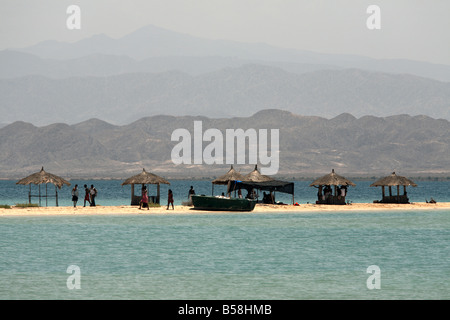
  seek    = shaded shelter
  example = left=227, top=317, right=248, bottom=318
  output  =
left=309, top=169, right=356, bottom=205
left=370, top=172, right=417, bottom=203
left=121, top=168, right=170, bottom=205
left=211, top=165, right=245, bottom=196
left=16, top=166, right=70, bottom=206
left=242, top=164, right=274, bottom=201
left=235, top=165, right=295, bottom=204
left=235, top=180, right=295, bottom=204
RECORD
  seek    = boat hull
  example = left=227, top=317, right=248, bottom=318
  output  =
left=191, top=195, right=257, bottom=212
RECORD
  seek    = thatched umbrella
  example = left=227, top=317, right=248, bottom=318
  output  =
left=309, top=169, right=355, bottom=187
left=212, top=165, right=245, bottom=185
left=121, top=168, right=170, bottom=205
left=370, top=172, right=417, bottom=203
left=16, top=166, right=70, bottom=206
left=309, top=169, right=355, bottom=204
left=210, top=165, right=245, bottom=196
left=243, top=165, right=274, bottom=183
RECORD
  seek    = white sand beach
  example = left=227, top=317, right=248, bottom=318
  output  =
left=0, top=202, right=449, bottom=216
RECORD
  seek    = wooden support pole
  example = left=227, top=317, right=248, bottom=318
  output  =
left=157, top=183, right=160, bottom=204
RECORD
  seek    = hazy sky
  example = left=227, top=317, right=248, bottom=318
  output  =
left=1, top=0, right=449, bottom=65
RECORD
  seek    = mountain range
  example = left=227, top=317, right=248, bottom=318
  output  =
left=1, top=65, right=449, bottom=126
left=1, top=110, right=449, bottom=179
left=1, top=24, right=449, bottom=178
left=9, top=25, right=450, bottom=82
left=1, top=24, right=449, bottom=127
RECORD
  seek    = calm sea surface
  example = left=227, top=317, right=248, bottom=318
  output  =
left=0, top=180, right=449, bottom=299
left=0, top=210, right=449, bottom=299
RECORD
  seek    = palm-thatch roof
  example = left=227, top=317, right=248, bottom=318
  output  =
left=212, top=165, right=245, bottom=185
left=243, top=165, right=274, bottom=183
left=16, top=167, right=70, bottom=189
left=370, top=172, right=417, bottom=187
left=121, top=168, right=170, bottom=186
left=309, top=169, right=356, bottom=187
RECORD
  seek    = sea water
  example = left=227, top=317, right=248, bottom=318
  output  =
left=0, top=180, right=449, bottom=207
left=1, top=180, right=449, bottom=299
left=0, top=209, right=448, bottom=299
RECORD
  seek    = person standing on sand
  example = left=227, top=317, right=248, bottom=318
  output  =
left=167, top=189, right=174, bottom=210
left=140, top=186, right=149, bottom=210
left=71, top=184, right=79, bottom=208
left=188, top=186, right=195, bottom=200
left=90, top=185, right=97, bottom=207
left=83, top=184, right=91, bottom=207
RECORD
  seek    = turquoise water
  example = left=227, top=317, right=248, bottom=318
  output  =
left=1, top=180, right=449, bottom=207
left=0, top=210, right=449, bottom=299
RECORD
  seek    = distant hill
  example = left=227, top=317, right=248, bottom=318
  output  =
left=1, top=65, right=449, bottom=126
left=1, top=110, right=449, bottom=179
left=11, top=24, right=450, bottom=82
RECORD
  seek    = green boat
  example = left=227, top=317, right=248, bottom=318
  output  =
left=191, top=195, right=257, bottom=212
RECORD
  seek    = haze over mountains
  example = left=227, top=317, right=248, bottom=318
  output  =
left=9, top=25, right=450, bottom=82
left=0, top=24, right=449, bottom=126
left=1, top=65, right=449, bottom=126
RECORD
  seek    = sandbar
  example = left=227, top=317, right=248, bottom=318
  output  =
left=0, top=202, right=448, bottom=216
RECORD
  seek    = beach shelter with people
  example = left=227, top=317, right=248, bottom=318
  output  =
left=310, top=169, right=356, bottom=205
left=234, top=165, right=295, bottom=204
left=370, top=172, right=417, bottom=203
left=16, top=166, right=70, bottom=206
left=121, top=168, right=170, bottom=205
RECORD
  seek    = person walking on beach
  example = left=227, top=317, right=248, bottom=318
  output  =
left=90, top=185, right=97, bottom=207
left=167, top=189, right=174, bottom=210
left=83, top=184, right=91, bottom=207
left=71, top=184, right=79, bottom=208
left=140, top=186, right=149, bottom=210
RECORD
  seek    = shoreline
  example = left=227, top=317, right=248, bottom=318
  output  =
left=0, top=202, right=448, bottom=216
